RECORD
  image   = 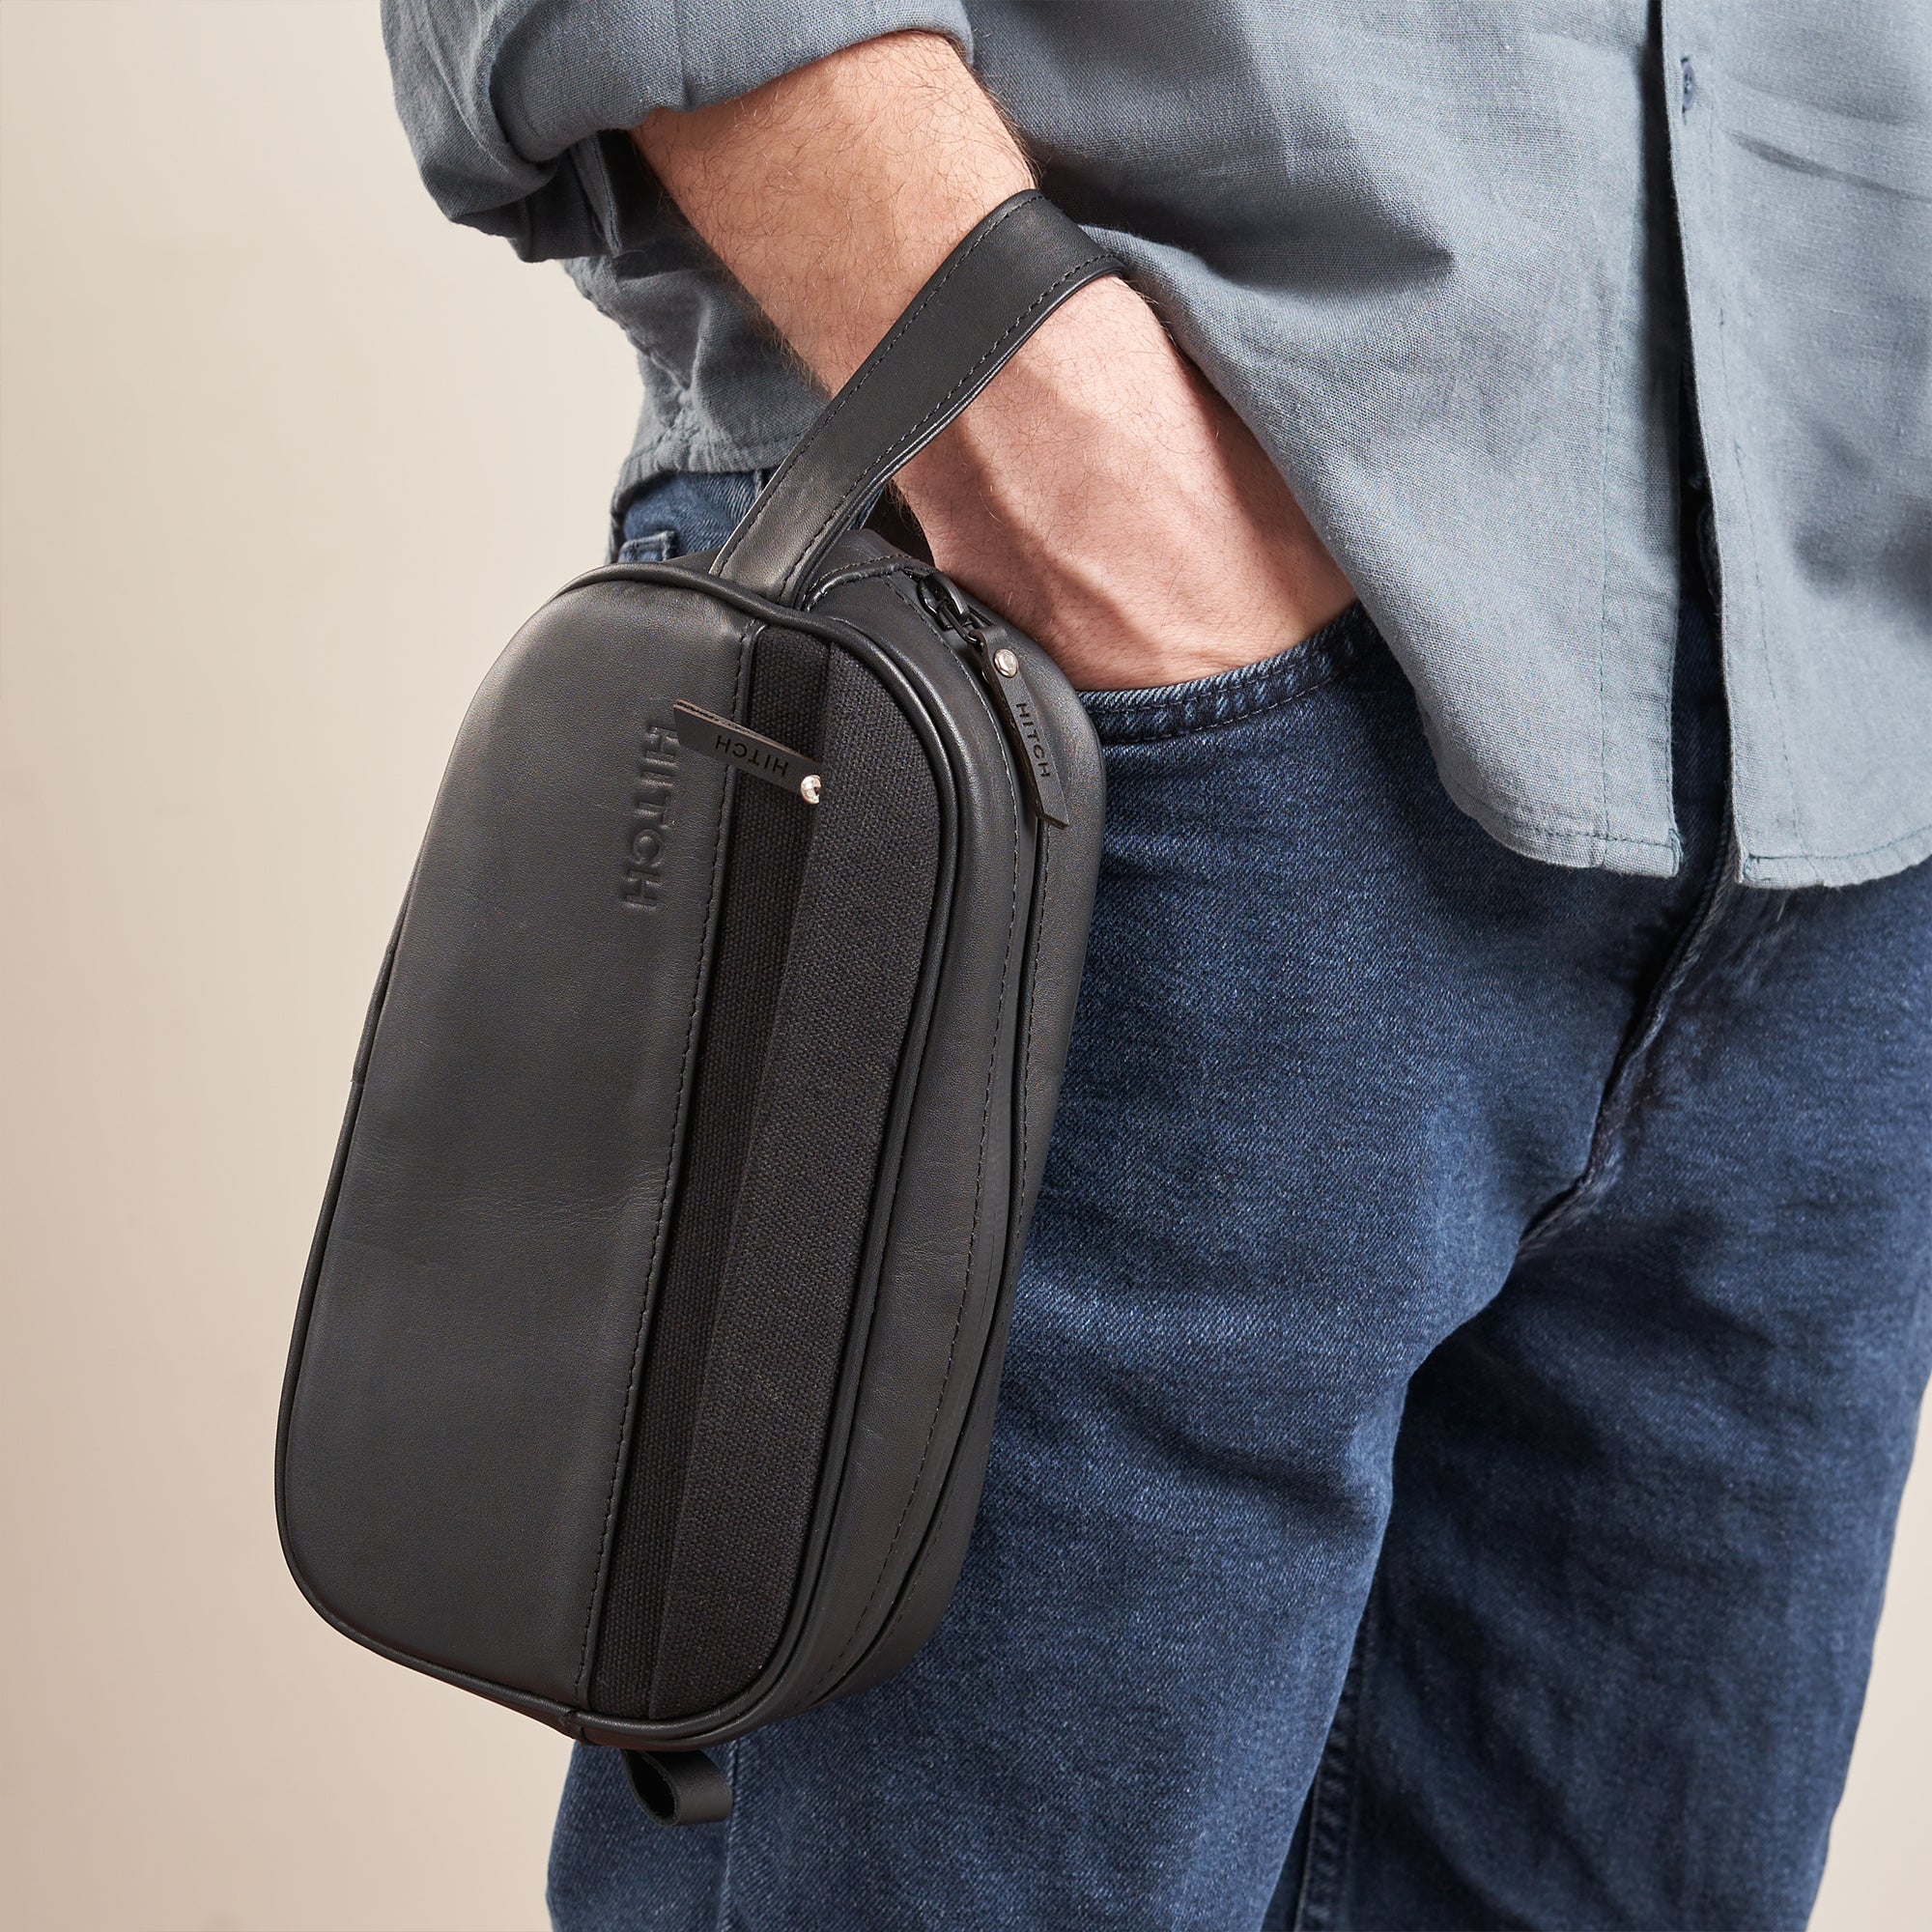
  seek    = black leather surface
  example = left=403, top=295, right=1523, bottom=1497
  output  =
left=624, top=1748, right=734, bottom=1827
left=714, top=192, right=1118, bottom=604
left=758, top=559, right=1034, bottom=1711
left=588, top=631, right=831, bottom=1719
left=568, top=542, right=1102, bottom=1748
left=281, top=580, right=752, bottom=1706
left=648, top=645, right=943, bottom=1719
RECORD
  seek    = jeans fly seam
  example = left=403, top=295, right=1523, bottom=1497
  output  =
left=1519, top=815, right=1741, bottom=1256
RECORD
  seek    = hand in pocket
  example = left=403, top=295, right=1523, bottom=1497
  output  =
left=897, top=276, right=1356, bottom=693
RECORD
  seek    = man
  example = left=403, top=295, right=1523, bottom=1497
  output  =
left=383, top=7, right=1931, bottom=1927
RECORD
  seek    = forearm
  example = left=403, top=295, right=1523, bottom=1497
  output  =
left=634, top=33, right=1352, bottom=688
left=637, top=32, right=1031, bottom=392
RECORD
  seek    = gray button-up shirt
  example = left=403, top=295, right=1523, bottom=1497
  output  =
left=384, top=1, right=1932, bottom=889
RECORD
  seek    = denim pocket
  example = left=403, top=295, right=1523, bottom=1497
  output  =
left=616, top=528, right=677, bottom=564
left=611, top=469, right=770, bottom=563
left=1079, top=604, right=1376, bottom=747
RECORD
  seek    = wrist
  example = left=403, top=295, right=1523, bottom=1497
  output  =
left=898, top=278, right=1178, bottom=549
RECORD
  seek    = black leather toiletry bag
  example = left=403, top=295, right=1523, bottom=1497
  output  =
left=276, top=194, right=1117, bottom=1825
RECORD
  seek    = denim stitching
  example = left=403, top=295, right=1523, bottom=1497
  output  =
left=1293, top=1586, right=1378, bottom=1930
left=1518, top=819, right=1742, bottom=1257
left=1080, top=605, right=1375, bottom=745
left=616, top=530, right=676, bottom=565
left=714, top=1738, right=744, bottom=1932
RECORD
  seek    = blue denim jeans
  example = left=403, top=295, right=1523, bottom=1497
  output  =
left=551, top=477, right=1932, bottom=1930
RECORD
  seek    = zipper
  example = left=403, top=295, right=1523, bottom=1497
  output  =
left=1517, top=814, right=1742, bottom=1255
left=915, top=575, right=1070, bottom=828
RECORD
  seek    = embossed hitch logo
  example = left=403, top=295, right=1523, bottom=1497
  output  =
left=621, top=720, right=677, bottom=910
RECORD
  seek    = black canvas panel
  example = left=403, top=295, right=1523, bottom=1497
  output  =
left=588, top=629, right=828, bottom=1717
left=646, top=652, right=943, bottom=1719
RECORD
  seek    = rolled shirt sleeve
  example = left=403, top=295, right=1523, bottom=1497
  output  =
left=381, top=0, right=976, bottom=261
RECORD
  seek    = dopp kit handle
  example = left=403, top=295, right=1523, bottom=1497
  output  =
left=712, top=191, right=1121, bottom=606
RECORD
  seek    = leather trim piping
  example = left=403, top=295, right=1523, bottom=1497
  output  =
left=822, top=822, right=1053, bottom=1702
left=274, top=892, right=411, bottom=1620
left=570, top=616, right=756, bottom=1705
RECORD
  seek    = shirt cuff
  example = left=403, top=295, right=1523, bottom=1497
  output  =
left=383, top=0, right=976, bottom=261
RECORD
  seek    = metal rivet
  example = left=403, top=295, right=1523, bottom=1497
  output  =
left=799, top=774, right=822, bottom=805
left=993, top=647, right=1020, bottom=677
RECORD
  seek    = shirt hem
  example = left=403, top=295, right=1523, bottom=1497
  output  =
left=1740, top=820, right=1932, bottom=891
left=1434, top=771, right=1684, bottom=880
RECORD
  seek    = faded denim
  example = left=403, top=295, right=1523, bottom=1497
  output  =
left=545, top=472, right=1932, bottom=1930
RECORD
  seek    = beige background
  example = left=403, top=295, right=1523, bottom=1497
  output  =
left=0, top=4, right=1924, bottom=1927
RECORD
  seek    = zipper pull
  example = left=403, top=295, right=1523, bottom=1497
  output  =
left=671, top=700, right=822, bottom=805
left=918, top=576, right=1071, bottom=828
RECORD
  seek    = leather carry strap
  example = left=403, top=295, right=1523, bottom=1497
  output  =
left=712, top=191, right=1121, bottom=606
left=623, top=1747, right=733, bottom=1827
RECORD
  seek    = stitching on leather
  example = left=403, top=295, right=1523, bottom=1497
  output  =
left=719, top=198, right=1036, bottom=572
left=571, top=629, right=751, bottom=1703
left=802, top=559, right=918, bottom=606
left=874, top=568, right=954, bottom=638
left=715, top=197, right=1034, bottom=576
left=861, top=826, right=1056, bottom=1672
left=780, top=257, right=1108, bottom=598
left=803, top=768, right=1026, bottom=1701
left=1016, top=834, right=1052, bottom=1216
left=1080, top=605, right=1373, bottom=745
left=719, top=204, right=1110, bottom=592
